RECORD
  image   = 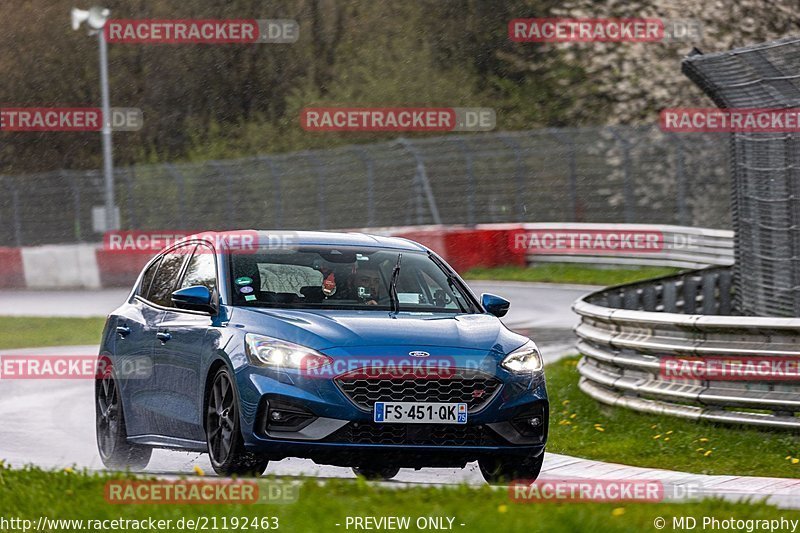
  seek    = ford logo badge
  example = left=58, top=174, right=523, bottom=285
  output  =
left=409, top=351, right=430, bottom=358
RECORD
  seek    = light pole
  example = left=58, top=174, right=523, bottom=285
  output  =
left=71, top=6, right=117, bottom=231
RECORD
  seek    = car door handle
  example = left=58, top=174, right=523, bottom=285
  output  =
left=116, top=325, right=131, bottom=337
left=156, top=331, right=172, bottom=343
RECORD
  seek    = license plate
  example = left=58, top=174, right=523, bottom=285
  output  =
left=373, top=402, right=467, bottom=424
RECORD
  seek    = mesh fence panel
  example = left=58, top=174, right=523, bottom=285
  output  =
left=682, top=37, right=800, bottom=317
left=0, top=126, right=730, bottom=247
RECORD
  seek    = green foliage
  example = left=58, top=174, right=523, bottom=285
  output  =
left=0, top=464, right=797, bottom=532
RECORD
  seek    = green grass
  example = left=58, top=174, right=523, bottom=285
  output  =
left=0, top=317, right=105, bottom=350
left=464, top=264, right=682, bottom=286
left=0, top=465, right=796, bottom=533
left=548, top=357, right=800, bottom=478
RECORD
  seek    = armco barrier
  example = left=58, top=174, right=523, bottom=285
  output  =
left=574, top=267, right=800, bottom=430
left=0, top=224, right=733, bottom=289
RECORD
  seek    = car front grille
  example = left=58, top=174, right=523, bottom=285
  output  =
left=334, top=369, right=502, bottom=413
left=326, top=422, right=505, bottom=446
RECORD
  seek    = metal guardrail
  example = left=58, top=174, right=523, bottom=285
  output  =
left=574, top=267, right=800, bottom=430
left=520, top=223, right=734, bottom=269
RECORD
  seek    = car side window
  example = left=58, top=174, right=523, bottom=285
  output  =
left=138, top=257, right=161, bottom=297
left=179, top=244, right=217, bottom=293
left=147, top=246, right=191, bottom=307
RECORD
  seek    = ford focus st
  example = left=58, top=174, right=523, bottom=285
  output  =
left=96, top=231, right=548, bottom=483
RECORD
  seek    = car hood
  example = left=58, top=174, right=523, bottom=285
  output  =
left=235, top=308, right=528, bottom=355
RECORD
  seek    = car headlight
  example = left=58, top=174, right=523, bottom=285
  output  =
left=501, top=340, right=543, bottom=373
left=245, top=334, right=333, bottom=369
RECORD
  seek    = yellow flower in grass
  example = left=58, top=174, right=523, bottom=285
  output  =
left=498, top=505, right=508, bottom=513
left=665, top=431, right=673, bottom=435
left=792, top=458, right=799, bottom=465
left=653, top=434, right=661, bottom=440
left=785, top=455, right=792, bottom=461
left=612, top=508, right=626, bottom=517
left=193, top=465, right=205, bottom=476
left=704, top=450, right=713, bottom=457
left=570, top=413, right=577, bottom=419
left=696, top=448, right=705, bottom=453
left=699, top=438, right=709, bottom=443
left=595, top=427, right=605, bottom=432
left=650, top=424, right=657, bottom=429
left=63, top=466, right=75, bottom=474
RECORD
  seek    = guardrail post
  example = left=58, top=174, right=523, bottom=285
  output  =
left=547, top=129, right=579, bottom=221
left=667, top=133, right=689, bottom=225
left=608, top=128, right=635, bottom=223
left=122, top=168, right=137, bottom=230
left=498, top=135, right=527, bottom=221
left=352, top=148, right=375, bottom=227
left=453, top=138, right=476, bottom=226
left=307, top=153, right=327, bottom=230
left=398, top=138, right=442, bottom=225
left=682, top=275, right=698, bottom=314
left=662, top=281, right=677, bottom=312
left=165, top=164, right=187, bottom=228
left=259, top=157, right=283, bottom=229
left=209, top=161, right=234, bottom=228
left=2, top=178, right=23, bottom=247
left=65, top=171, right=83, bottom=242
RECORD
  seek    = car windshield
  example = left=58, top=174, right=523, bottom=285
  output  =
left=229, top=246, right=475, bottom=313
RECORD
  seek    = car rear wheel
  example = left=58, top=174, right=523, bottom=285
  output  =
left=351, top=466, right=401, bottom=480
left=206, top=366, right=269, bottom=477
left=479, top=453, right=544, bottom=485
left=96, top=366, right=152, bottom=471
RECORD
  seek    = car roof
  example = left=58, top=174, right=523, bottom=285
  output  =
left=193, top=230, right=428, bottom=252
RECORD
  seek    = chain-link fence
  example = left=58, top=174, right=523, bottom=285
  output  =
left=683, top=36, right=800, bottom=317
left=0, top=126, right=730, bottom=248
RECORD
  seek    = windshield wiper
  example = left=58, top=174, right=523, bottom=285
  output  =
left=427, top=252, right=472, bottom=313
left=389, top=253, right=403, bottom=313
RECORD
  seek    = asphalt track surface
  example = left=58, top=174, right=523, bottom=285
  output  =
left=2, top=282, right=799, bottom=508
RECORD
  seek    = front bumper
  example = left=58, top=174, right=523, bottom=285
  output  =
left=234, top=350, right=548, bottom=466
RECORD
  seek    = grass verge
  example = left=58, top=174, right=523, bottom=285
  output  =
left=464, top=264, right=682, bottom=286
left=0, top=465, right=796, bottom=533
left=548, top=357, right=800, bottom=478
left=0, top=316, right=105, bottom=350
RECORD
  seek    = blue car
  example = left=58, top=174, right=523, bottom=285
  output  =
left=96, top=231, right=548, bottom=482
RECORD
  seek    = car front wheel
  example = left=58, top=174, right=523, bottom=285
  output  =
left=479, top=453, right=544, bottom=485
left=206, top=366, right=269, bottom=477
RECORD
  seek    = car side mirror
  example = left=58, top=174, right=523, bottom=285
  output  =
left=481, top=293, right=510, bottom=317
left=171, top=285, right=215, bottom=313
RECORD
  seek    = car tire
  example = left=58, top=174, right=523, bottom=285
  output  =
left=206, top=366, right=269, bottom=477
left=478, top=453, right=544, bottom=485
left=351, top=466, right=401, bottom=480
left=96, top=364, right=152, bottom=471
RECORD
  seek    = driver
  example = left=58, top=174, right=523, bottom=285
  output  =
left=351, top=265, right=383, bottom=305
